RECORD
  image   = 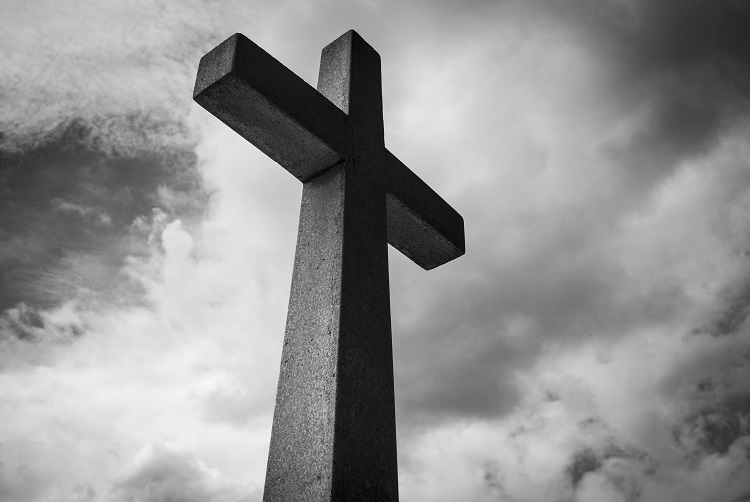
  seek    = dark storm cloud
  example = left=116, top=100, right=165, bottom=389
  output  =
left=391, top=231, right=627, bottom=423
left=392, top=221, right=688, bottom=423
left=0, top=118, right=207, bottom=312
left=0, top=0, right=252, bottom=317
left=392, top=271, right=534, bottom=424
left=582, top=0, right=750, bottom=159
left=615, top=0, right=750, bottom=72
left=565, top=0, right=750, bottom=80
left=604, top=101, right=722, bottom=189
left=388, top=0, right=750, bottom=428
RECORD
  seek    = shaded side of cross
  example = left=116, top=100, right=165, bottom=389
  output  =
left=194, top=30, right=464, bottom=501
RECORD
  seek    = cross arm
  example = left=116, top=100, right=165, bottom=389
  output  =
left=385, top=149, right=465, bottom=270
left=193, top=33, right=349, bottom=182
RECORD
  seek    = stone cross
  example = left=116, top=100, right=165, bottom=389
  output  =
left=193, top=30, right=464, bottom=501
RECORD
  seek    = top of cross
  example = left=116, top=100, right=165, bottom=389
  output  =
left=194, top=30, right=464, bottom=269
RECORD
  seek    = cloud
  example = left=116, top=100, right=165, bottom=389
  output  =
left=0, top=0, right=241, bottom=314
left=574, top=0, right=750, bottom=167
left=0, top=121, right=207, bottom=311
left=108, top=443, right=257, bottom=502
left=0, top=0, right=260, bottom=154
left=3, top=0, right=750, bottom=500
left=597, top=0, right=750, bottom=70
left=396, top=317, right=750, bottom=501
left=375, top=0, right=750, bottom=432
left=0, top=0, right=266, bottom=316
left=0, top=301, right=83, bottom=370
left=0, top=209, right=281, bottom=500
left=698, top=278, right=750, bottom=337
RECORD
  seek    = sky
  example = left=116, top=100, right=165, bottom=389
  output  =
left=2, top=0, right=750, bottom=500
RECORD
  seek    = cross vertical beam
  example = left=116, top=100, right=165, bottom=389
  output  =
left=264, top=32, right=397, bottom=501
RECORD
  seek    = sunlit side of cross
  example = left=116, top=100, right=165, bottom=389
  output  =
left=194, top=30, right=464, bottom=501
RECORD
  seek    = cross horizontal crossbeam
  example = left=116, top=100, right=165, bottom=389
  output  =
left=194, top=33, right=464, bottom=269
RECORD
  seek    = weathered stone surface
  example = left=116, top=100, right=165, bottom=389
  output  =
left=194, top=29, right=465, bottom=501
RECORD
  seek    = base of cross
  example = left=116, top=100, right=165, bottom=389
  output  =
left=194, top=29, right=464, bottom=502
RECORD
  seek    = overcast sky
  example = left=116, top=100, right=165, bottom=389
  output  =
left=2, top=0, right=750, bottom=501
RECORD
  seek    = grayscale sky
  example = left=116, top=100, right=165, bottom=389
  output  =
left=2, top=1, right=750, bottom=501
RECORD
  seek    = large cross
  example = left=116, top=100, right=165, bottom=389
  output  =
left=194, top=30, right=464, bottom=501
